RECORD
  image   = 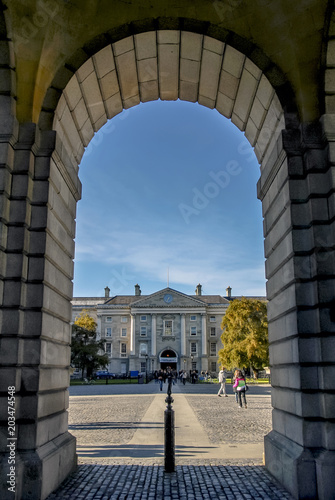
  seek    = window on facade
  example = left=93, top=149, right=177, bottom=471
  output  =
left=190, top=326, right=197, bottom=336
left=105, top=343, right=112, bottom=354
left=190, top=315, right=196, bottom=321
left=191, top=362, right=197, bottom=370
left=121, top=343, right=127, bottom=354
left=210, top=316, right=216, bottom=322
left=106, top=316, right=112, bottom=322
left=140, top=362, right=146, bottom=372
left=106, top=328, right=112, bottom=337
left=121, top=328, right=127, bottom=337
left=164, top=320, right=173, bottom=336
left=191, top=342, right=197, bottom=354
left=210, top=327, right=216, bottom=336
left=211, top=362, right=216, bottom=372
left=121, top=317, right=128, bottom=323
left=140, top=326, right=147, bottom=336
left=210, top=343, right=216, bottom=355
left=140, top=315, right=147, bottom=321
left=140, top=343, right=147, bottom=355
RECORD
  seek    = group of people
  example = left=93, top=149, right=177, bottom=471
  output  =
left=217, top=367, right=248, bottom=409
left=153, top=368, right=188, bottom=390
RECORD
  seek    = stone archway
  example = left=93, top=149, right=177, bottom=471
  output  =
left=1, top=2, right=335, bottom=499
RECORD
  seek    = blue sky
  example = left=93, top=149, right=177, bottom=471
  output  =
left=73, top=100, right=266, bottom=298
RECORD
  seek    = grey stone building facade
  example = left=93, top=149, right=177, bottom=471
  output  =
left=72, top=284, right=235, bottom=375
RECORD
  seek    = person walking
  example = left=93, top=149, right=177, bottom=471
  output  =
left=182, top=370, right=187, bottom=385
left=158, top=370, right=163, bottom=391
left=217, top=366, right=228, bottom=397
left=232, top=369, right=239, bottom=404
left=233, top=370, right=247, bottom=408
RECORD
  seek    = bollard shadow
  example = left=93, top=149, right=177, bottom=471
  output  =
left=76, top=443, right=217, bottom=459
left=69, top=421, right=163, bottom=432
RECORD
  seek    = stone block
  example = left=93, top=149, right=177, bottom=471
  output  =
left=93, top=44, right=115, bottom=78
left=316, top=451, right=335, bottom=499
left=250, top=96, right=266, bottom=130
left=115, top=49, right=139, bottom=101
left=295, top=281, right=318, bottom=307
left=218, top=70, right=239, bottom=100
left=0, top=337, right=20, bottom=364
left=245, top=118, right=258, bottom=146
left=37, top=390, right=68, bottom=418
left=203, top=36, right=224, bottom=56
left=36, top=411, right=68, bottom=447
left=79, top=116, right=94, bottom=148
left=137, top=57, right=157, bottom=82
left=4, top=253, right=23, bottom=279
left=71, top=97, right=90, bottom=130
left=76, top=57, right=94, bottom=83
left=198, top=95, right=215, bottom=109
left=113, top=35, right=134, bottom=56
left=263, top=206, right=292, bottom=256
left=39, top=368, right=70, bottom=391
left=41, top=311, right=71, bottom=343
left=180, top=58, right=200, bottom=84
left=267, top=284, right=297, bottom=322
left=6, top=225, right=25, bottom=252
left=270, top=365, right=301, bottom=389
left=45, top=235, right=73, bottom=279
left=199, top=49, right=222, bottom=101
left=99, top=70, right=120, bottom=102
left=270, top=337, right=299, bottom=366
left=297, top=309, right=321, bottom=335
left=44, top=259, right=73, bottom=299
left=3, top=280, right=21, bottom=307
left=42, top=286, right=72, bottom=322
left=64, top=74, right=82, bottom=111
left=0, top=308, right=20, bottom=334
left=105, top=92, right=123, bottom=119
left=80, top=71, right=106, bottom=126
left=234, top=67, right=259, bottom=124
left=59, top=105, right=83, bottom=156
left=157, top=30, right=180, bottom=44
left=158, top=43, right=179, bottom=100
left=271, top=386, right=301, bottom=415
left=179, top=81, right=198, bottom=102
left=180, top=31, right=202, bottom=61
left=292, top=227, right=313, bottom=252
left=134, top=32, right=157, bottom=60
left=0, top=367, right=20, bottom=392
left=139, top=80, right=159, bottom=102
left=266, top=259, right=294, bottom=299
left=231, top=113, right=244, bottom=131
left=216, top=92, right=233, bottom=118
left=123, top=94, right=140, bottom=109
left=30, top=205, right=48, bottom=229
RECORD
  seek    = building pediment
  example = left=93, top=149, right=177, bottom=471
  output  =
left=131, top=287, right=207, bottom=309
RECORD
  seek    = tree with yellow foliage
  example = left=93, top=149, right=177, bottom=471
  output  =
left=71, top=310, right=109, bottom=378
left=218, top=298, right=269, bottom=378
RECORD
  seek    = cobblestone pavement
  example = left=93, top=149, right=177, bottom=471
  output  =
left=46, top=382, right=294, bottom=499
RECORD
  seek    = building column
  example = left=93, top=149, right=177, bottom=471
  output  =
left=130, top=314, right=135, bottom=354
left=151, top=314, right=156, bottom=355
left=180, top=313, right=186, bottom=356
left=96, top=315, right=102, bottom=341
left=201, top=314, right=207, bottom=355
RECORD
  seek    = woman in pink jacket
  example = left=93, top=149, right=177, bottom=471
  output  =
left=233, top=370, right=247, bottom=409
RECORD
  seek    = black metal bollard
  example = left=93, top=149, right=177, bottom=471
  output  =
left=164, top=375, right=175, bottom=472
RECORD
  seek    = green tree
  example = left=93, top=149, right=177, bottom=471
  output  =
left=71, top=310, right=109, bottom=378
left=218, top=298, right=269, bottom=378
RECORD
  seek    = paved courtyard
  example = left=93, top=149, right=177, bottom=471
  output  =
left=47, top=381, right=293, bottom=499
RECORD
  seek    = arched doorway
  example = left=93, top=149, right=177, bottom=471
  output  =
left=1, top=2, right=335, bottom=498
left=160, top=348, right=178, bottom=370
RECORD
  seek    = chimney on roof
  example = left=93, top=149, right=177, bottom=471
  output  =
left=104, top=286, right=110, bottom=298
left=195, top=284, right=202, bottom=296
left=135, top=284, right=141, bottom=296
left=226, top=286, right=232, bottom=298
